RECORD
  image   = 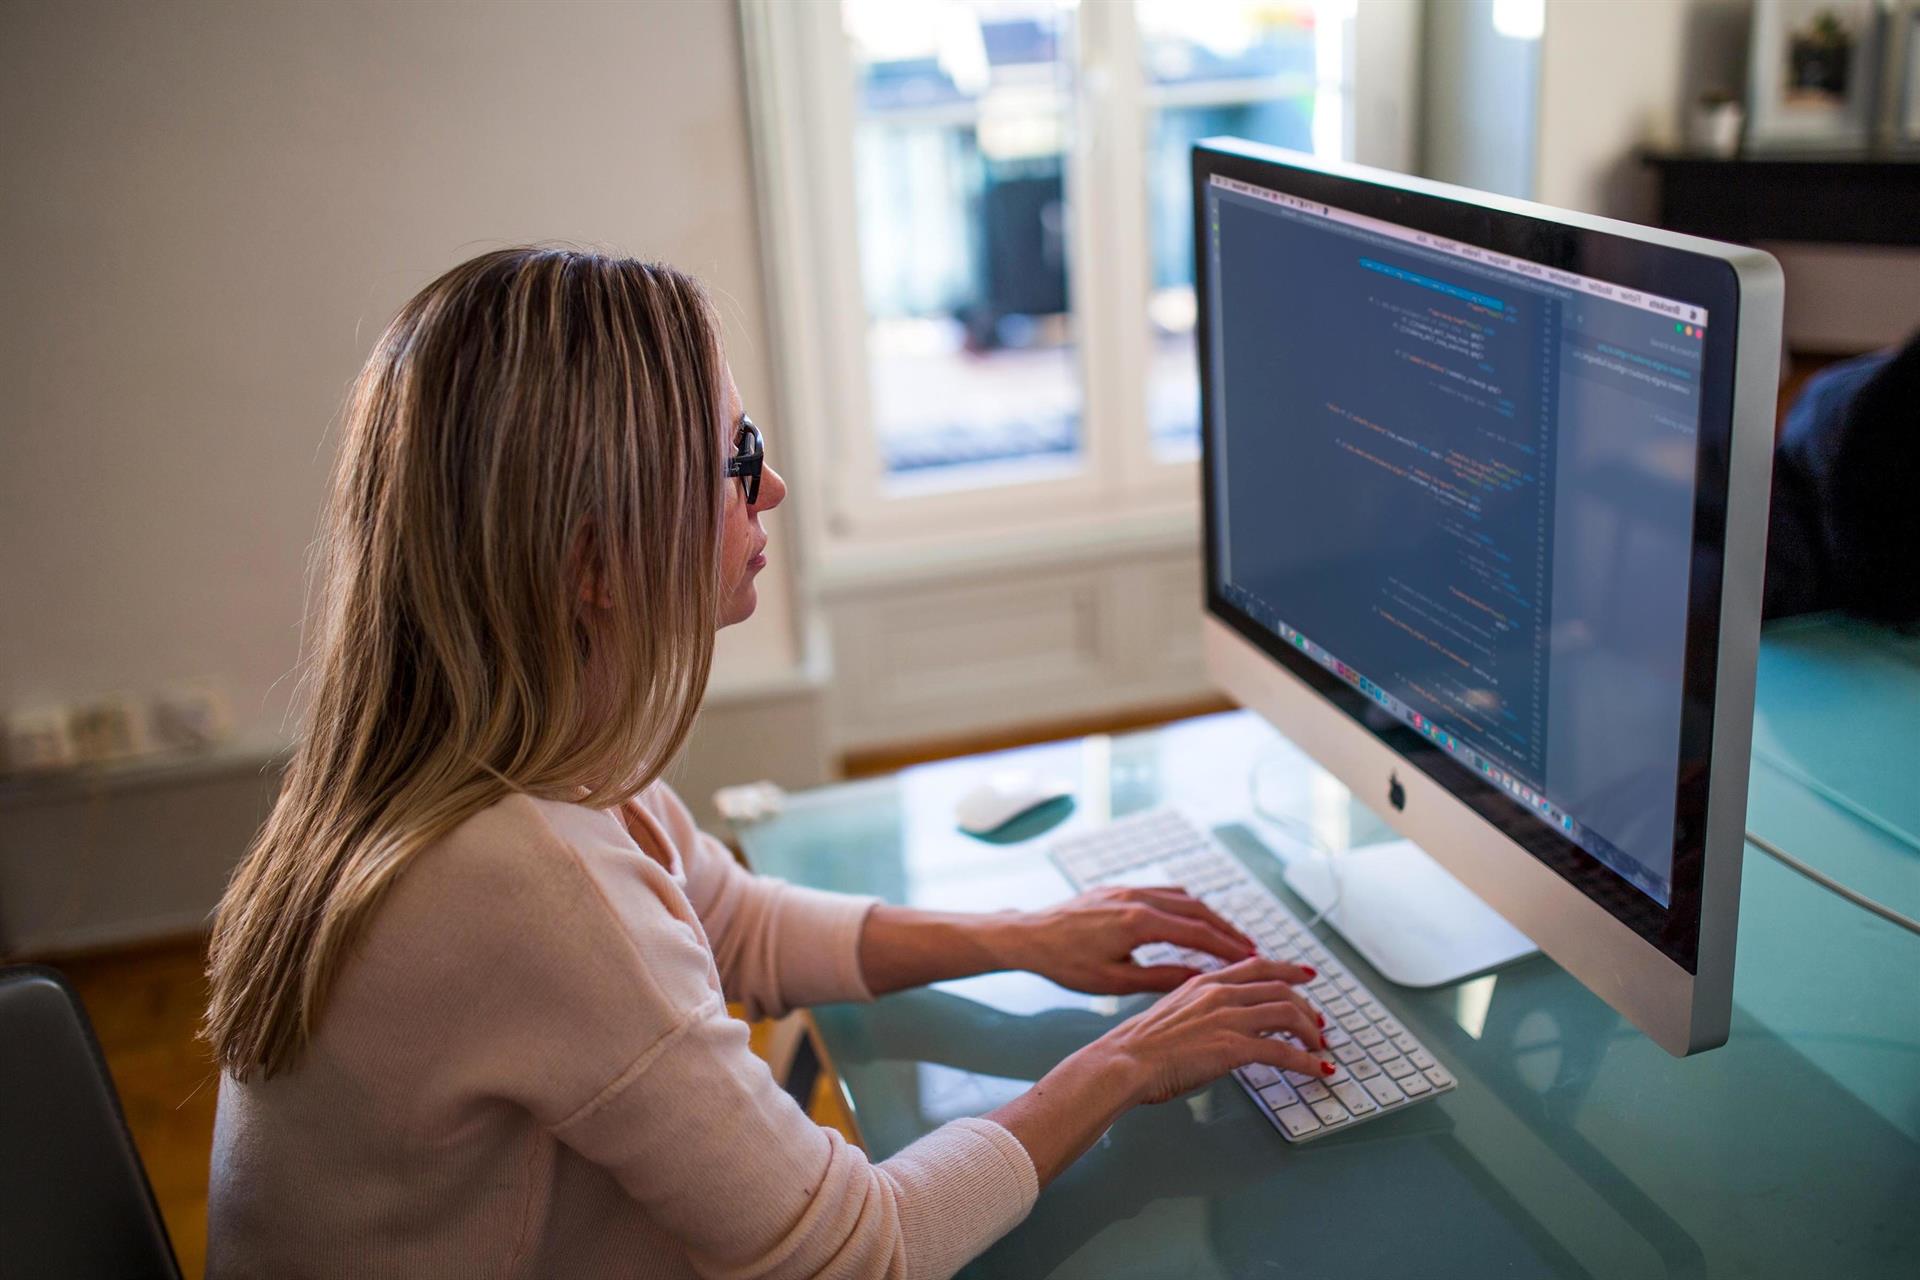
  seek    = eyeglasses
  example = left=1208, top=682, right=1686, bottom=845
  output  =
left=725, top=416, right=765, bottom=505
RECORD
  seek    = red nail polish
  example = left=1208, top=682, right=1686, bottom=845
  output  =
left=1300, top=966, right=1318, bottom=979
left=1320, top=1061, right=1336, bottom=1075
left=1315, top=1011, right=1326, bottom=1027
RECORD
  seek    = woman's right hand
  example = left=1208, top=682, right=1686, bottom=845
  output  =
left=989, top=955, right=1333, bottom=1187
left=1097, top=955, right=1331, bottom=1106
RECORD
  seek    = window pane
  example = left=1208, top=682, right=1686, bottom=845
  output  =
left=845, top=0, right=1082, bottom=492
left=1138, top=0, right=1338, bottom=461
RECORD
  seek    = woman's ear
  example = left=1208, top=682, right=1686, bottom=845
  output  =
left=569, top=525, right=616, bottom=610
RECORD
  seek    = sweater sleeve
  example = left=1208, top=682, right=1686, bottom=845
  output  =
left=554, top=988, right=1037, bottom=1280
left=635, top=782, right=880, bottom=1020
left=534, top=810, right=1038, bottom=1280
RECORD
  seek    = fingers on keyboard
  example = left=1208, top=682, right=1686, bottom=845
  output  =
left=1060, top=810, right=1458, bottom=1145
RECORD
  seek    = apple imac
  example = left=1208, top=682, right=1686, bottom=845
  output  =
left=1193, top=139, right=1781, bottom=1056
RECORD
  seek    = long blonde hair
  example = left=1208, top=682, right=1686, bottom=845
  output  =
left=206, top=248, right=726, bottom=1079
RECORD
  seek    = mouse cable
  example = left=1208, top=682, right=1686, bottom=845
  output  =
left=1247, top=753, right=1344, bottom=931
left=1745, top=829, right=1920, bottom=938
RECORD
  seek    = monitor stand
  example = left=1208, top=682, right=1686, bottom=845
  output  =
left=1284, top=839, right=1538, bottom=989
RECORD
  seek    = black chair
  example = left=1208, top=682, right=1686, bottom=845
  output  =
left=0, top=964, right=182, bottom=1279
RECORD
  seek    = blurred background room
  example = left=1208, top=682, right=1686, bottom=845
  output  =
left=3, top=1, right=1916, bottom=1272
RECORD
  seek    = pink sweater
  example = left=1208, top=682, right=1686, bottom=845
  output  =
left=207, top=783, right=1038, bottom=1278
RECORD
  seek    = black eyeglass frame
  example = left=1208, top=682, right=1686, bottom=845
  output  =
left=726, top=416, right=765, bottom=505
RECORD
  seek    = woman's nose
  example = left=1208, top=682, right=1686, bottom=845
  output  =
left=753, top=463, right=787, bottom=514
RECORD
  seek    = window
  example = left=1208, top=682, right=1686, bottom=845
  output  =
left=742, top=0, right=1413, bottom=560
left=1139, top=2, right=1352, bottom=460
left=847, top=1, right=1085, bottom=489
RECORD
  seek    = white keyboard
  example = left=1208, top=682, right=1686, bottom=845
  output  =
left=1050, top=808, right=1456, bottom=1143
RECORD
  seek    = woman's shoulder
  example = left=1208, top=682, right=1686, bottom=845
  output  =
left=329, top=791, right=723, bottom=1053
left=405, top=791, right=634, bottom=902
left=300, top=790, right=725, bottom=1124
left=391, top=790, right=696, bottom=934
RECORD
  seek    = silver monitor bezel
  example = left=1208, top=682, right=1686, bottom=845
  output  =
left=1195, top=139, right=1781, bottom=1055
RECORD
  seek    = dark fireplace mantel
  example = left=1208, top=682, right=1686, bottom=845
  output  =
left=1642, top=151, right=1920, bottom=247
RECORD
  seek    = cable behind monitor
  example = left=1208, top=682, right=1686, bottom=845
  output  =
left=1745, top=830, right=1920, bottom=938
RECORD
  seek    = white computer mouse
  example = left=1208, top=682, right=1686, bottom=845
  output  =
left=954, top=771, right=1074, bottom=836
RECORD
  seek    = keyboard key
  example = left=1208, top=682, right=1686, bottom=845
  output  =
left=1350, top=1058, right=1382, bottom=1081
left=1364, top=1075, right=1407, bottom=1107
left=1258, top=1081, right=1298, bottom=1110
left=1341, top=1013, right=1371, bottom=1034
left=1424, top=1065, right=1454, bottom=1091
left=1409, top=1049, right=1436, bottom=1071
left=1310, top=1097, right=1350, bottom=1127
left=1272, top=1105, right=1322, bottom=1139
left=1332, top=1080, right=1377, bottom=1114
left=1284, top=1069, right=1317, bottom=1087
left=1323, top=1026, right=1352, bottom=1048
left=1355, top=1027, right=1386, bottom=1048
left=1401, top=1073, right=1433, bottom=1096
left=1377, top=1017, right=1405, bottom=1038
left=1336, top=975, right=1360, bottom=993
left=1333, top=1043, right=1366, bottom=1065
left=1383, top=1056, right=1418, bottom=1080
left=1241, top=1062, right=1283, bottom=1089
left=1295, top=1081, right=1332, bottom=1104
left=1325, top=997, right=1356, bottom=1017
left=1392, top=1033, right=1418, bottom=1054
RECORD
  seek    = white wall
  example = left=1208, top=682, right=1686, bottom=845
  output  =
left=1419, top=0, right=1743, bottom=212
left=1420, top=0, right=1542, bottom=198
left=1352, top=0, right=1425, bottom=171
left=1534, top=0, right=1700, bottom=218
left=0, top=0, right=835, bottom=953
left=0, top=0, right=801, bottom=755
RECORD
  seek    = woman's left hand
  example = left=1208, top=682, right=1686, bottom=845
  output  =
left=1000, top=886, right=1260, bottom=995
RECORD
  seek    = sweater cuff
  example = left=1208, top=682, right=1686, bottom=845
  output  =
left=885, top=1117, right=1040, bottom=1280
left=771, top=884, right=880, bottom=1007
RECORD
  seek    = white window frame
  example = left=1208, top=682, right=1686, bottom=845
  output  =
left=740, top=0, right=1417, bottom=587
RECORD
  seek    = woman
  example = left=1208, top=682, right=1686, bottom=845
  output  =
left=203, top=248, right=1331, bottom=1279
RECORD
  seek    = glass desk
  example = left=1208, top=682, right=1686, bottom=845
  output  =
left=736, top=616, right=1920, bottom=1279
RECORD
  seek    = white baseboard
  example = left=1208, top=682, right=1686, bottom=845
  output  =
left=823, top=547, right=1213, bottom=753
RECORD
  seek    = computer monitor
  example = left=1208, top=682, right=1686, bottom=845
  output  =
left=1193, top=139, right=1781, bottom=1057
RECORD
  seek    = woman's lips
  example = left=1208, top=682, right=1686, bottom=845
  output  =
left=747, top=547, right=767, bottom=571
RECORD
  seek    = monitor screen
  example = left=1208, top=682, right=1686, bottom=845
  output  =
left=1198, top=157, right=1742, bottom=970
